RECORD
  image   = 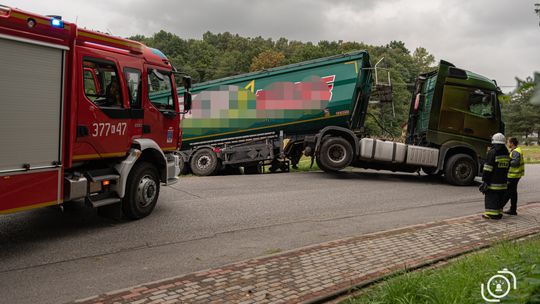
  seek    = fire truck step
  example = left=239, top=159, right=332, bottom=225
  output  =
left=85, top=168, right=120, bottom=182
left=88, top=197, right=121, bottom=208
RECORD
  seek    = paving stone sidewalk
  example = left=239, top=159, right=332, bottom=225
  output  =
left=74, top=203, right=540, bottom=304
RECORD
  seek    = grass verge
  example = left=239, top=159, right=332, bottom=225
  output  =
left=342, top=235, right=540, bottom=304
left=522, top=146, right=540, bottom=164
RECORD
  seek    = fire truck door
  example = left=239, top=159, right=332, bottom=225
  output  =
left=74, top=53, right=142, bottom=161
left=144, top=67, right=179, bottom=151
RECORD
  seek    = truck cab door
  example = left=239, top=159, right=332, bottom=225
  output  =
left=74, top=50, right=142, bottom=161
left=142, top=67, right=179, bottom=151
left=439, top=85, right=498, bottom=140
left=462, top=89, right=499, bottom=139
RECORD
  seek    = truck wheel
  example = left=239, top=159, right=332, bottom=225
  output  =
left=190, top=148, right=219, bottom=176
left=444, top=154, right=477, bottom=186
left=122, top=162, right=160, bottom=220
left=317, top=137, right=353, bottom=172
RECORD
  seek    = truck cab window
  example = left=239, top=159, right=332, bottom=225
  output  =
left=148, top=69, right=174, bottom=110
left=83, top=59, right=123, bottom=108
left=468, top=89, right=493, bottom=117
left=124, top=68, right=142, bottom=108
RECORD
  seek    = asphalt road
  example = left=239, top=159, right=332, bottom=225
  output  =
left=1, top=165, right=539, bottom=304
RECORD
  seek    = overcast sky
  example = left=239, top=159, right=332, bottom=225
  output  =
left=6, top=0, right=540, bottom=90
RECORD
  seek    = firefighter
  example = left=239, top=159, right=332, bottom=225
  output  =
left=503, top=137, right=525, bottom=215
left=479, top=133, right=510, bottom=220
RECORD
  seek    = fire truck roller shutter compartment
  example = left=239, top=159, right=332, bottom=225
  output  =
left=0, top=35, right=65, bottom=213
left=0, top=36, right=64, bottom=172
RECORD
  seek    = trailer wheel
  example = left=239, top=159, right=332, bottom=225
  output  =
left=122, top=162, right=160, bottom=220
left=444, top=154, right=477, bottom=186
left=190, top=148, right=219, bottom=176
left=317, top=137, right=353, bottom=172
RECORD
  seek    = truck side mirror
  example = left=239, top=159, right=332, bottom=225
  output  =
left=182, top=76, right=192, bottom=90
left=183, top=91, right=192, bottom=113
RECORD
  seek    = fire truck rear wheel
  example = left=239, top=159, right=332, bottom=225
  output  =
left=190, top=148, right=219, bottom=176
left=122, top=162, right=160, bottom=220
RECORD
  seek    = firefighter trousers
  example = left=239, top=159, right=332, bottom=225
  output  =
left=484, top=190, right=506, bottom=218
left=503, top=178, right=520, bottom=213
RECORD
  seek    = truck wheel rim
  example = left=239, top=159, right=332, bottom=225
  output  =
left=197, top=155, right=212, bottom=170
left=455, top=162, right=472, bottom=180
left=137, top=175, right=157, bottom=208
left=327, top=144, right=346, bottom=164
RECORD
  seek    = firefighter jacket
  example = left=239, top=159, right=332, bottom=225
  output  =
left=508, top=146, right=525, bottom=179
left=482, top=144, right=510, bottom=191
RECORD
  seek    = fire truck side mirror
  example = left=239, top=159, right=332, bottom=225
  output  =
left=182, top=76, right=192, bottom=90
left=183, top=91, right=192, bottom=113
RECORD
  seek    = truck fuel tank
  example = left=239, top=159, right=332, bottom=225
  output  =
left=359, top=138, right=407, bottom=163
left=405, top=145, right=439, bottom=167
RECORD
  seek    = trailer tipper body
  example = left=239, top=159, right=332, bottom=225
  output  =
left=0, top=5, right=192, bottom=217
left=178, top=51, right=372, bottom=175
left=180, top=52, right=503, bottom=185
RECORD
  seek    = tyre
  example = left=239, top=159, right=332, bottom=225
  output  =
left=190, top=148, right=219, bottom=176
left=444, top=154, right=477, bottom=186
left=317, top=137, right=353, bottom=172
left=122, top=162, right=160, bottom=220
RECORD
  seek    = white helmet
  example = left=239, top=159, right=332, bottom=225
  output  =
left=491, top=133, right=506, bottom=145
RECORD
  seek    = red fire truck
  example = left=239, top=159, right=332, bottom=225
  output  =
left=0, top=5, right=192, bottom=219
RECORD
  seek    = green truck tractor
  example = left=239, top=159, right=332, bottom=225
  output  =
left=178, top=52, right=504, bottom=185
left=404, top=60, right=505, bottom=184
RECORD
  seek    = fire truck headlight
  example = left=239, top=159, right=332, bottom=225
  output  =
left=51, top=18, right=64, bottom=28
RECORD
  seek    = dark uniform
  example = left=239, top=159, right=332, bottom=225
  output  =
left=482, top=144, right=510, bottom=219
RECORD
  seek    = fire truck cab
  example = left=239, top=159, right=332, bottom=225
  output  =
left=0, top=5, right=192, bottom=219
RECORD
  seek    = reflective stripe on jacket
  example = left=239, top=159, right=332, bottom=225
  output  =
left=487, top=183, right=508, bottom=190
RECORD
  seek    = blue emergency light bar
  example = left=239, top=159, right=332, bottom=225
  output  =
left=51, top=18, right=64, bottom=28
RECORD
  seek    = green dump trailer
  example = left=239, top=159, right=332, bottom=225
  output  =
left=178, top=51, right=373, bottom=176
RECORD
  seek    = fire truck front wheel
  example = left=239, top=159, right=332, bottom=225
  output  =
left=122, top=162, right=160, bottom=220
